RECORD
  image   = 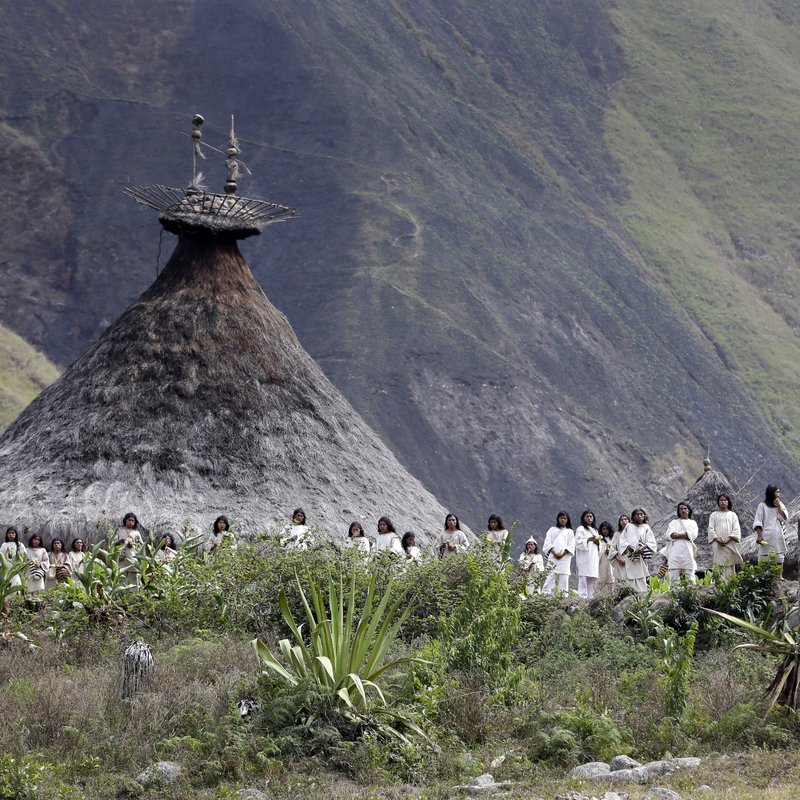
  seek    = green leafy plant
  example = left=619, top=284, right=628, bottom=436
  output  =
left=251, top=567, right=425, bottom=741
left=660, top=621, right=698, bottom=720
left=706, top=606, right=800, bottom=717
left=0, top=551, right=28, bottom=612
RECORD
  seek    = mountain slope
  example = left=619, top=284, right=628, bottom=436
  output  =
left=1, top=0, right=798, bottom=533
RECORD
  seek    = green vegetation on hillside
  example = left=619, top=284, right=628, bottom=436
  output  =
left=609, top=0, right=800, bottom=450
left=0, top=324, right=59, bottom=432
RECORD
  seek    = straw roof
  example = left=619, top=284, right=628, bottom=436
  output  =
left=0, top=228, right=452, bottom=544
left=652, top=467, right=799, bottom=572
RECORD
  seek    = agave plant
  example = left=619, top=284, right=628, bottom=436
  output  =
left=706, top=606, right=800, bottom=716
left=252, top=567, right=426, bottom=740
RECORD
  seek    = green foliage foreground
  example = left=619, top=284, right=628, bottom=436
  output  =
left=1, top=544, right=800, bottom=799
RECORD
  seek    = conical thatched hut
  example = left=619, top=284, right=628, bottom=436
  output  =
left=0, top=117, right=453, bottom=544
left=652, top=464, right=756, bottom=572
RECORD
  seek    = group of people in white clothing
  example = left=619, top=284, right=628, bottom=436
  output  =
left=516, top=483, right=794, bottom=598
left=2, top=484, right=791, bottom=596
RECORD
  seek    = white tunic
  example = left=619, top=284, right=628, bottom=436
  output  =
left=518, top=551, right=544, bottom=572
left=280, top=524, right=312, bottom=551
left=575, top=526, right=601, bottom=578
left=65, top=550, right=85, bottom=576
left=543, top=527, right=575, bottom=575
left=707, top=510, right=743, bottom=566
left=374, top=532, right=403, bottom=556
left=204, top=530, right=237, bottom=555
left=439, top=530, right=469, bottom=557
left=619, top=523, right=657, bottom=580
left=346, top=536, right=372, bottom=554
left=753, top=502, right=788, bottom=556
left=607, top=530, right=627, bottom=583
left=0, top=542, right=27, bottom=587
left=404, top=545, right=423, bottom=563
left=485, top=529, right=509, bottom=547
left=665, top=518, right=698, bottom=570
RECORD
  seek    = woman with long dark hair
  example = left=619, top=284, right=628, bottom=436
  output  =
left=575, top=510, right=601, bottom=599
left=66, top=538, right=85, bottom=577
left=619, top=508, right=657, bottom=594
left=26, top=533, right=49, bottom=593
left=46, top=538, right=68, bottom=589
left=542, top=511, right=575, bottom=595
left=607, top=515, right=629, bottom=585
left=114, top=512, right=143, bottom=588
left=401, top=531, right=422, bottom=562
left=0, top=527, right=26, bottom=588
left=708, top=493, right=742, bottom=578
left=280, top=508, right=312, bottom=551
left=596, top=521, right=615, bottom=595
left=439, top=513, right=469, bottom=557
left=345, top=521, right=371, bottom=555
left=484, top=514, right=509, bottom=553
left=204, top=516, right=236, bottom=555
left=374, top=516, right=403, bottom=556
left=754, top=484, right=789, bottom=578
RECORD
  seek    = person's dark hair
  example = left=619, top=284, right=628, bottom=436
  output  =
left=444, top=513, right=461, bottom=530
left=617, top=515, right=629, bottom=532
left=677, top=501, right=693, bottom=518
left=162, top=534, right=178, bottom=550
left=488, top=514, right=505, bottom=530
left=631, top=507, right=649, bottom=524
left=70, top=538, right=84, bottom=552
left=377, top=516, right=396, bottom=533
left=765, top=485, right=781, bottom=507
left=292, top=508, right=306, bottom=525
left=598, top=521, right=613, bottom=539
left=556, top=511, right=572, bottom=529
left=122, top=512, right=138, bottom=529
left=28, top=532, right=43, bottom=548
left=348, top=522, right=364, bottom=538
left=213, top=516, right=229, bottom=533
left=580, top=510, right=595, bottom=528
left=4, top=526, right=18, bottom=542
left=717, top=493, right=734, bottom=511
left=50, top=537, right=65, bottom=553
left=401, top=531, right=416, bottom=552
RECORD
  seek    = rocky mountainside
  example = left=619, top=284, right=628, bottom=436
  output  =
left=2, top=0, right=799, bottom=535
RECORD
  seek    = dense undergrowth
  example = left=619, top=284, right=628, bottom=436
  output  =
left=1, top=541, right=798, bottom=799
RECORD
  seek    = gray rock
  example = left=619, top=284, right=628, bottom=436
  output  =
left=696, top=786, right=712, bottom=793
left=453, top=773, right=514, bottom=795
left=135, top=761, right=182, bottom=787
left=236, top=791, right=268, bottom=800
left=610, top=755, right=641, bottom=771
left=670, top=757, right=701, bottom=769
left=602, top=794, right=629, bottom=800
left=471, top=774, right=496, bottom=788
left=639, top=760, right=675, bottom=777
left=600, top=767, right=649, bottom=784
left=611, top=595, right=635, bottom=623
left=642, top=789, right=683, bottom=800
left=570, top=761, right=611, bottom=779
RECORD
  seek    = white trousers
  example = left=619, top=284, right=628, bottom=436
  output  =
left=542, top=572, right=569, bottom=595
left=578, top=576, right=596, bottom=599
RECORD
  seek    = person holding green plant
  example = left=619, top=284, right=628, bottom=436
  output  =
left=753, top=484, right=788, bottom=579
left=0, top=527, right=26, bottom=588
left=439, top=513, right=469, bottom=557
left=664, top=502, right=698, bottom=584
left=619, top=508, right=656, bottom=594
left=542, top=511, right=575, bottom=595
left=707, top=493, right=742, bottom=579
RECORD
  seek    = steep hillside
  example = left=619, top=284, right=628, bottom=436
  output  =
left=0, top=324, right=59, bottom=432
left=1, top=0, right=798, bottom=534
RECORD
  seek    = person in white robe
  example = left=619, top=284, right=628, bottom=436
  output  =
left=439, top=513, right=469, bottom=558
left=1, top=527, right=27, bottom=588
left=518, top=536, right=544, bottom=595
left=374, top=516, right=403, bottom=556
left=484, top=514, right=510, bottom=556
left=280, top=508, right=312, bottom=551
left=345, top=522, right=372, bottom=554
left=753, top=484, right=789, bottom=578
left=664, top=502, right=698, bottom=584
left=575, top=510, right=601, bottom=599
left=401, top=532, right=423, bottom=563
left=707, top=493, right=742, bottom=579
left=25, top=533, right=49, bottom=593
left=46, top=538, right=69, bottom=589
left=596, top=521, right=615, bottom=595
left=619, top=508, right=657, bottom=594
left=204, top=516, right=237, bottom=555
left=608, top=515, right=629, bottom=585
left=65, top=538, right=85, bottom=577
left=155, top=534, right=178, bottom=575
left=542, top=511, right=575, bottom=595
left=114, top=512, right=143, bottom=589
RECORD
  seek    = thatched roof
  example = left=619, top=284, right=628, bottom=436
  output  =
left=652, top=467, right=799, bottom=572
left=0, top=227, right=453, bottom=544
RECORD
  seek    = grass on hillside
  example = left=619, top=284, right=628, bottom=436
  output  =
left=0, top=324, right=59, bottom=432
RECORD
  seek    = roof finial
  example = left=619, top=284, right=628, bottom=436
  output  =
left=189, top=114, right=205, bottom=195
left=224, top=115, right=240, bottom=196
